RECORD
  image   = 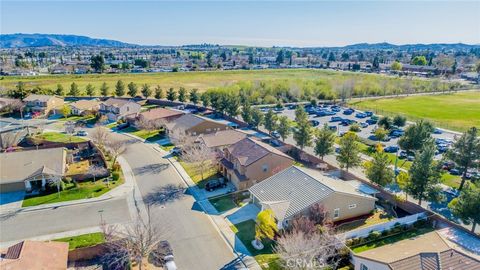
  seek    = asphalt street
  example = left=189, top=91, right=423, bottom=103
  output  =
left=109, top=132, right=237, bottom=270
left=0, top=197, right=129, bottom=243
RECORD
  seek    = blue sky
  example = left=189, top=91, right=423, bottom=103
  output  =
left=1, top=1, right=479, bottom=46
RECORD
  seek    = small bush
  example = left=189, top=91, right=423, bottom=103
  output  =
left=111, top=162, right=121, bottom=172
left=349, top=123, right=361, bottom=132
left=112, top=172, right=120, bottom=181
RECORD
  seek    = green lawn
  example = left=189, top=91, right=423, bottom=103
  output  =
left=159, top=142, right=175, bottom=151
left=58, top=115, right=95, bottom=122
left=208, top=192, right=251, bottom=213
left=230, top=220, right=278, bottom=269
left=177, top=159, right=220, bottom=188
left=35, top=132, right=87, bottom=143
left=55, top=232, right=105, bottom=250
left=22, top=173, right=124, bottom=207
left=350, top=92, right=480, bottom=132
left=441, top=173, right=462, bottom=189
left=352, top=226, right=435, bottom=253
left=122, top=127, right=164, bottom=141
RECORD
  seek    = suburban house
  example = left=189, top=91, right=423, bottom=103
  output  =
left=165, top=113, right=230, bottom=136
left=0, top=97, right=21, bottom=112
left=68, top=99, right=101, bottom=116
left=99, top=98, right=141, bottom=121
left=0, top=240, right=69, bottom=270
left=127, top=107, right=184, bottom=128
left=352, top=231, right=480, bottom=270
left=249, top=166, right=377, bottom=228
left=23, top=94, right=64, bottom=115
left=0, top=147, right=67, bottom=193
left=219, top=137, right=294, bottom=190
left=197, top=129, right=248, bottom=151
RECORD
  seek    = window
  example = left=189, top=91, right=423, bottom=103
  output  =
left=333, top=208, right=340, bottom=219
left=127, top=106, right=129, bottom=112
left=206, top=128, right=211, bottom=132
left=262, top=164, right=269, bottom=172
left=349, top=204, right=357, bottom=209
left=360, top=264, right=369, bottom=270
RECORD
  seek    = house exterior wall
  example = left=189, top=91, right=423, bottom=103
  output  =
left=223, top=153, right=293, bottom=190
left=320, top=193, right=376, bottom=222
left=186, top=121, right=229, bottom=135
left=26, top=97, right=64, bottom=115
left=100, top=102, right=141, bottom=121
left=0, top=182, right=25, bottom=193
left=352, top=256, right=390, bottom=270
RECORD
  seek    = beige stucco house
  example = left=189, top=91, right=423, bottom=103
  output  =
left=99, top=98, right=141, bottom=121
left=127, top=107, right=185, bottom=128
left=69, top=99, right=101, bottom=116
left=219, top=137, right=294, bottom=190
left=0, top=147, right=67, bottom=193
left=249, top=166, right=377, bottom=228
left=24, top=94, right=64, bottom=115
left=352, top=231, right=480, bottom=270
left=165, top=113, right=229, bottom=136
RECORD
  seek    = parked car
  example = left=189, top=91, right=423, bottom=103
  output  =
left=330, top=116, right=343, bottom=122
left=171, top=146, right=182, bottom=155
left=76, top=130, right=88, bottom=136
left=309, top=120, right=320, bottom=127
left=158, top=241, right=177, bottom=270
left=287, top=104, right=297, bottom=110
left=355, top=112, right=367, bottom=118
left=315, top=110, right=327, bottom=117
left=360, top=122, right=369, bottom=128
left=271, top=131, right=280, bottom=139
left=442, top=161, right=456, bottom=171
left=343, top=109, right=354, bottom=115
left=384, top=146, right=399, bottom=153
left=270, top=139, right=281, bottom=147
left=328, top=125, right=338, bottom=131
left=117, top=122, right=130, bottom=130
left=205, top=178, right=226, bottom=191
left=407, top=155, right=415, bottom=161
left=23, top=113, right=32, bottom=119
left=331, top=106, right=341, bottom=112
left=433, top=128, right=443, bottom=134
left=366, top=119, right=377, bottom=125
left=449, top=168, right=461, bottom=175
left=364, top=111, right=374, bottom=117
left=274, top=106, right=284, bottom=112
left=390, top=129, right=404, bottom=138
left=399, top=150, right=408, bottom=159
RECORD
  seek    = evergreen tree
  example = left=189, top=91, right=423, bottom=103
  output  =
left=264, top=109, right=278, bottom=135
left=115, top=80, right=125, bottom=96
left=68, top=82, right=80, bottom=96
left=314, top=124, right=335, bottom=160
left=200, top=93, right=210, bottom=107
left=293, top=106, right=313, bottom=150
left=337, top=132, right=362, bottom=172
left=86, top=84, right=95, bottom=97
left=141, top=84, right=152, bottom=98
left=189, top=89, right=199, bottom=105
left=448, top=185, right=480, bottom=232
left=154, top=86, right=164, bottom=99
left=55, top=84, right=65, bottom=96
left=241, top=103, right=253, bottom=124
left=277, top=116, right=291, bottom=142
left=127, top=82, right=138, bottom=98
left=251, top=108, right=264, bottom=129
left=167, top=88, right=176, bottom=101
left=365, top=148, right=395, bottom=186
left=100, top=82, right=109, bottom=97
left=178, top=87, right=187, bottom=102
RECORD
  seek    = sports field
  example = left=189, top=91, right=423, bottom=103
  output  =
left=350, top=91, right=480, bottom=132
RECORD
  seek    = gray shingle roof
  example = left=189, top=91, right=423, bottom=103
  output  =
left=227, top=137, right=292, bottom=166
left=165, top=113, right=211, bottom=131
left=249, top=166, right=373, bottom=220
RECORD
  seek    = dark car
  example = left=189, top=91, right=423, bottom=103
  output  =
left=117, top=122, right=130, bottom=130
left=324, top=111, right=336, bottom=116
left=343, top=109, right=354, bottom=115
left=390, top=129, right=404, bottom=138
left=171, top=146, right=182, bottom=155
left=384, top=146, right=399, bottom=153
left=205, top=179, right=226, bottom=191
left=399, top=150, right=408, bottom=159
left=331, top=106, right=341, bottom=112
left=270, top=139, right=282, bottom=147
left=271, top=131, right=280, bottom=139
left=449, top=168, right=461, bottom=175
left=365, top=111, right=374, bottom=117
left=433, top=128, right=443, bottom=134
left=355, top=112, right=367, bottom=118
left=366, top=119, right=377, bottom=125
left=288, top=104, right=297, bottom=110
left=315, top=110, right=327, bottom=117
left=76, top=130, right=88, bottom=136
left=360, top=122, right=369, bottom=128
left=328, top=125, right=338, bottom=131
left=309, top=120, right=320, bottom=127
left=330, top=116, right=343, bottom=122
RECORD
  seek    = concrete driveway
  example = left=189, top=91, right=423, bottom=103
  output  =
left=226, top=204, right=260, bottom=225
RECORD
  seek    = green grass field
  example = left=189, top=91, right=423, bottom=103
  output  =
left=0, top=69, right=375, bottom=93
left=35, top=132, right=87, bottom=143
left=350, top=92, right=480, bottom=131
left=55, top=232, right=105, bottom=250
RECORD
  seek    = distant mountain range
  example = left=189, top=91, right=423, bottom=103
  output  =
left=0, top=33, right=135, bottom=48
left=0, top=33, right=478, bottom=50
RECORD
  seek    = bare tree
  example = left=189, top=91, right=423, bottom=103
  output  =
left=88, top=164, right=109, bottom=182
left=274, top=226, right=344, bottom=270
left=0, top=131, right=25, bottom=151
left=181, top=143, right=215, bottom=180
left=136, top=117, right=168, bottom=131
left=106, top=140, right=126, bottom=166
left=169, top=129, right=194, bottom=147
left=91, top=126, right=109, bottom=148
left=102, top=215, right=168, bottom=270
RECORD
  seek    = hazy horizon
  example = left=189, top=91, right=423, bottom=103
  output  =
left=2, top=1, right=479, bottom=47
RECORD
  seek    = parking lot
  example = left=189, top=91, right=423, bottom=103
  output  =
left=273, top=104, right=459, bottom=160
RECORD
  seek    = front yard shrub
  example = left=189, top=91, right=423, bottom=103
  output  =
left=112, top=171, right=120, bottom=181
